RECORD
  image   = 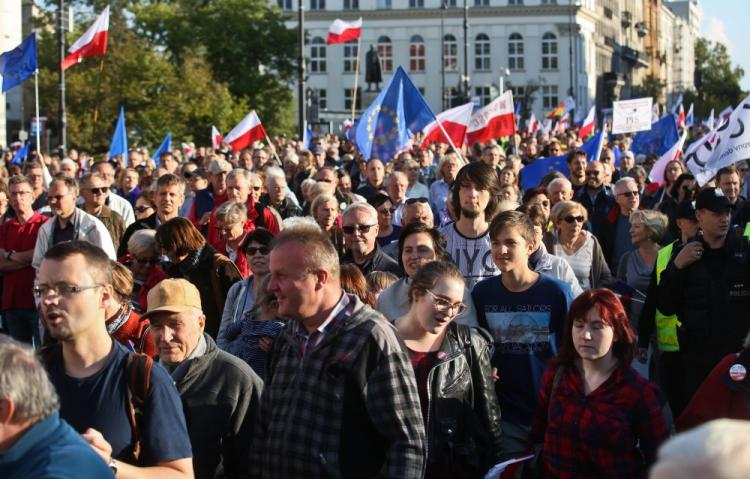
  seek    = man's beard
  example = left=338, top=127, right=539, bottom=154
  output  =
left=461, top=207, right=481, bottom=219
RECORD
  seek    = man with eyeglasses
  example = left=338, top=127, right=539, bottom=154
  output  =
left=341, top=202, right=402, bottom=277
left=79, top=172, right=126, bottom=254
left=0, top=176, right=49, bottom=346
left=599, top=177, right=641, bottom=270
left=37, top=241, right=194, bottom=478
left=574, top=159, right=615, bottom=236
left=32, top=175, right=116, bottom=270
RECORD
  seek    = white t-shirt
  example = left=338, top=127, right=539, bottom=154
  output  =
left=439, top=222, right=499, bottom=290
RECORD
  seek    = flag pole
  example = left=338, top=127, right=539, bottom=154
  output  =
left=351, top=35, right=362, bottom=124
left=34, top=70, right=42, bottom=159
left=92, top=58, right=105, bottom=140
left=433, top=116, right=465, bottom=164
left=264, top=133, right=283, bottom=167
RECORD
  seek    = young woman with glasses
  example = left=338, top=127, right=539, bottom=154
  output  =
left=395, top=260, right=502, bottom=478
left=545, top=200, right=613, bottom=289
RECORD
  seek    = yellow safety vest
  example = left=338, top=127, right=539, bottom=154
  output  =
left=654, top=242, right=681, bottom=352
left=745, top=222, right=750, bottom=238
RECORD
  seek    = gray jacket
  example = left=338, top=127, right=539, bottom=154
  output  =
left=218, top=276, right=255, bottom=351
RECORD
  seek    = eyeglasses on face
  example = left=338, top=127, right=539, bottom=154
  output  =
left=87, top=187, right=109, bottom=195
left=246, top=246, right=270, bottom=256
left=425, top=289, right=467, bottom=317
left=378, top=207, right=395, bottom=215
left=342, top=224, right=376, bottom=235
left=33, top=283, right=104, bottom=298
left=617, top=191, right=639, bottom=198
left=135, top=205, right=154, bottom=213
left=251, top=186, right=262, bottom=191
left=563, top=215, right=585, bottom=224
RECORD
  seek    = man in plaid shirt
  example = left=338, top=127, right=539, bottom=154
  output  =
left=251, top=225, right=426, bottom=478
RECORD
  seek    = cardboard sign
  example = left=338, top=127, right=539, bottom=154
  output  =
left=613, top=97, right=653, bottom=134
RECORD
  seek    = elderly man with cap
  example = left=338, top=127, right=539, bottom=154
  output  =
left=190, top=158, right=232, bottom=227
left=657, top=188, right=750, bottom=412
left=144, top=278, right=262, bottom=479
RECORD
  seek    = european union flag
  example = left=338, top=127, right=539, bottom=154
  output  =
left=109, top=106, right=128, bottom=161
left=352, top=66, right=436, bottom=162
left=520, top=154, right=569, bottom=191
left=303, top=122, right=313, bottom=149
left=0, top=33, right=37, bottom=93
left=152, top=132, right=172, bottom=165
left=579, top=129, right=605, bottom=162
left=632, top=115, right=679, bottom=156
left=11, top=143, right=29, bottom=166
left=514, top=100, right=522, bottom=117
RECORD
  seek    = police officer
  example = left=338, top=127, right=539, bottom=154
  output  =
left=657, top=188, right=750, bottom=405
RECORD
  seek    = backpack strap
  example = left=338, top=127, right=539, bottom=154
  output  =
left=125, top=353, right=153, bottom=463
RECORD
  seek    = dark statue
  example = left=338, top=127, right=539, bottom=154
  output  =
left=365, top=45, right=382, bottom=92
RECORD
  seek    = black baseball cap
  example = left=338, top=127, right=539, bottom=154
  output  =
left=695, top=188, right=731, bottom=213
left=676, top=200, right=697, bottom=221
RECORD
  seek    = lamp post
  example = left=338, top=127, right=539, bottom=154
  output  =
left=462, top=0, right=469, bottom=98
left=58, top=0, right=67, bottom=155
left=499, top=67, right=510, bottom=95
left=297, top=0, right=306, bottom=140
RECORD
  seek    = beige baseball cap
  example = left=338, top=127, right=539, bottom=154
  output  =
left=142, top=279, right=202, bottom=320
left=208, top=158, right=232, bottom=174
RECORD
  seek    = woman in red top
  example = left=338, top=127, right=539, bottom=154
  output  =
left=531, top=289, right=670, bottom=479
left=107, top=261, right=156, bottom=356
left=211, top=200, right=251, bottom=278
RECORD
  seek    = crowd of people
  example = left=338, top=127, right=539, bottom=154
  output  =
left=1, top=122, right=750, bottom=478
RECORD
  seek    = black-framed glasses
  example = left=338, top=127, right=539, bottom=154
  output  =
left=33, top=283, right=104, bottom=298
left=246, top=246, right=270, bottom=256
left=342, top=224, right=376, bottom=235
left=425, top=289, right=467, bottom=317
left=87, top=187, right=109, bottom=195
left=586, top=170, right=601, bottom=177
left=251, top=186, right=262, bottom=191
left=135, top=205, right=154, bottom=213
left=618, top=191, right=639, bottom=198
left=564, top=215, right=585, bottom=224
left=378, top=207, right=395, bottom=215
left=405, top=197, right=429, bottom=206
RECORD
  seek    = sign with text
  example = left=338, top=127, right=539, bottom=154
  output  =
left=612, top=97, right=653, bottom=134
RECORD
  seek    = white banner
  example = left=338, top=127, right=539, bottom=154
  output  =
left=685, top=96, right=750, bottom=185
left=612, top=97, right=653, bottom=134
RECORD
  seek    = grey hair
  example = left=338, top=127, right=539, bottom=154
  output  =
left=215, top=200, right=248, bottom=225
left=283, top=152, right=299, bottom=166
left=282, top=216, right=321, bottom=231
left=548, top=177, right=572, bottom=191
left=387, top=171, right=408, bottom=187
left=227, top=168, right=251, bottom=183
left=311, top=193, right=337, bottom=217
left=60, top=158, right=78, bottom=171
left=127, top=229, right=160, bottom=258
left=0, top=336, right=59, bottom=423
left=630, top=209, right=668, bottom=243
left=343, top=201, right=378, bottom=224
left=264, top=166, right=286, bottom=186
left=614, top=176, right=637, bottom=193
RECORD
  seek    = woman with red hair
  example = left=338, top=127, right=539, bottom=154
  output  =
left=530, top=289, right=670, bottom=478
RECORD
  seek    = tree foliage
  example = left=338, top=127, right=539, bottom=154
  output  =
left=35, top=0, right=296, bottom=152
left=683, top=38, right=746, bottom=118
left=633, top=74, right=665, bottom=103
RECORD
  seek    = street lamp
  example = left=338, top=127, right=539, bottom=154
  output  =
left=297, top=0, right=306, bottom=140
left=499, top=67, right=510, bottom=95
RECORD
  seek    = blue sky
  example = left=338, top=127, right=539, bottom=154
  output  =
left=700, top=0, right=750, bottom=91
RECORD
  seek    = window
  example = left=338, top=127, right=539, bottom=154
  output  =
left=542, top=85, right=558, bottom=109
left=409, top=0, right=424, bottom=7
left=443, top=87, right=460, bottom=109
left=508, top=0, right=523, bottom=4
left=310, top=37, right=326, bottom=73
left=475, top=86, right=491, bottom=107
left=410, top=35, right=426, bottom=72
left=343, top=0, right=359, bottom=9
left=345, top=88, right=362, bottom=110
left=277, top=0, right=292, bottom=9
left=310, top=0, right=325, bottom=9
left=542, top=32, right=558, bottom=70
left=474, top=0, right=489, bottom=5
left=474, top=33, right=490, bottom=71
left=343, top=43, right=359, bottom=73
left=443, top=34, right=458, bottom=72
left=509, top=85, right=525, bottom=98
left=314, top=89, right=327, bottom=110
left=508, top=33, right=524, bottom=70
left=445, top=0, right=457, bottom=6
left=377, top=0, right=391, bottom=8
left=377, top=36, right=393, bottom=73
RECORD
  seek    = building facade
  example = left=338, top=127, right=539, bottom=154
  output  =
left=283, top=0, right=700, bottom=128
left=0, top=0, right=24, bottom=148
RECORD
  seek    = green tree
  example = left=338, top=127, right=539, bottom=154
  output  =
left=685, top=38, right=746, bottom=118
left=633, top=74, right=666, bottom=103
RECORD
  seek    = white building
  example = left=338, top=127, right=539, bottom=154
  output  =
left=0, top=0, right=23, bottom=148
left=282, top=0, right=699, bottom=127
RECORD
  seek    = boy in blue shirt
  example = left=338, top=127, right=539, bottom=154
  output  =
left=472, top=210, right=573, bottom=459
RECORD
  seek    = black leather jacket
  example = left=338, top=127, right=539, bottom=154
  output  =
left=424, top=322, right=503, bottom=472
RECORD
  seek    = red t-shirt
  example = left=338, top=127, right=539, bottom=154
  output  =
left=0, top=212, right=49, bottom=310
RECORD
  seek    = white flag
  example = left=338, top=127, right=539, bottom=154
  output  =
left=685, top=96, right=750, bottom=185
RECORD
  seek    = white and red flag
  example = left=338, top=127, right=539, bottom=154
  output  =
left=327, top=18, right=363, bottom=45
left=224, top=111, right=267, bottom=152
left=211, top=125, right=223, bottom=150
left=649, top=130, right=688, bottom=185
left=578, top=106, right=596, bottom=139
left=554, top=116, right=569, bottom=134
left=676, top=104, right=686, bottom=129
left=61, top=5, right=109, bottom=71
left=466, top=91, right=515, bottom=145
left=420, top=102, right=473, bottom=147
left=527, top=113, right=538, bottom=134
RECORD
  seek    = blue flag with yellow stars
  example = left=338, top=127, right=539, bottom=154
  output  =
left=0, top=33, right=37, bottom=93
left=353, top=66, right=436, bottom=162
left=520, top=154, right=570, bottom=191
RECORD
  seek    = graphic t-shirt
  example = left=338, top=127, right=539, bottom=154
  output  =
left=439, top=222, right=499, bottom=290
left=472, top=274, right=573, bottom=426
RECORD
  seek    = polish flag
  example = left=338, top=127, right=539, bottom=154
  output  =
left=554, top=116, right=569, bottom=133
left=578, top=106, right=596, bottom=139
left=420, top=102, right=473, bottom=148
left=527, top=113, right=538, bottom=134
left=61, top=6, right=109, bottom=71
left=224, top=111, right=267, bottom=152
left=211, top=125, right=223, bottom=150
left=648, top=130, right=688, bottom=185
left=327, top=18, right=363, bottom=45
left=466, top=91, right=515, bottom=145
left=676, top=104, right=685, bottom=129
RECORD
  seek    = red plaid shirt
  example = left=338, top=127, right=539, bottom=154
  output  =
left=531, top=363, right=669, bottom=479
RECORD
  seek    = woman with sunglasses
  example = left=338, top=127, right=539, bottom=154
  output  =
left=369, top=193, right=401, bottom=247
left=545, top=200, right=613, bottom=289
left=133, top=191, right=156, bottom=221
left=218, top=228, right=275, bottom=352
left=658, top=173, right=696, bottom=242
left=396, top=260, right=502, bottom=477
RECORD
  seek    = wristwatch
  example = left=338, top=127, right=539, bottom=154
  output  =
left=108, top=457, right=118, bottom=476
